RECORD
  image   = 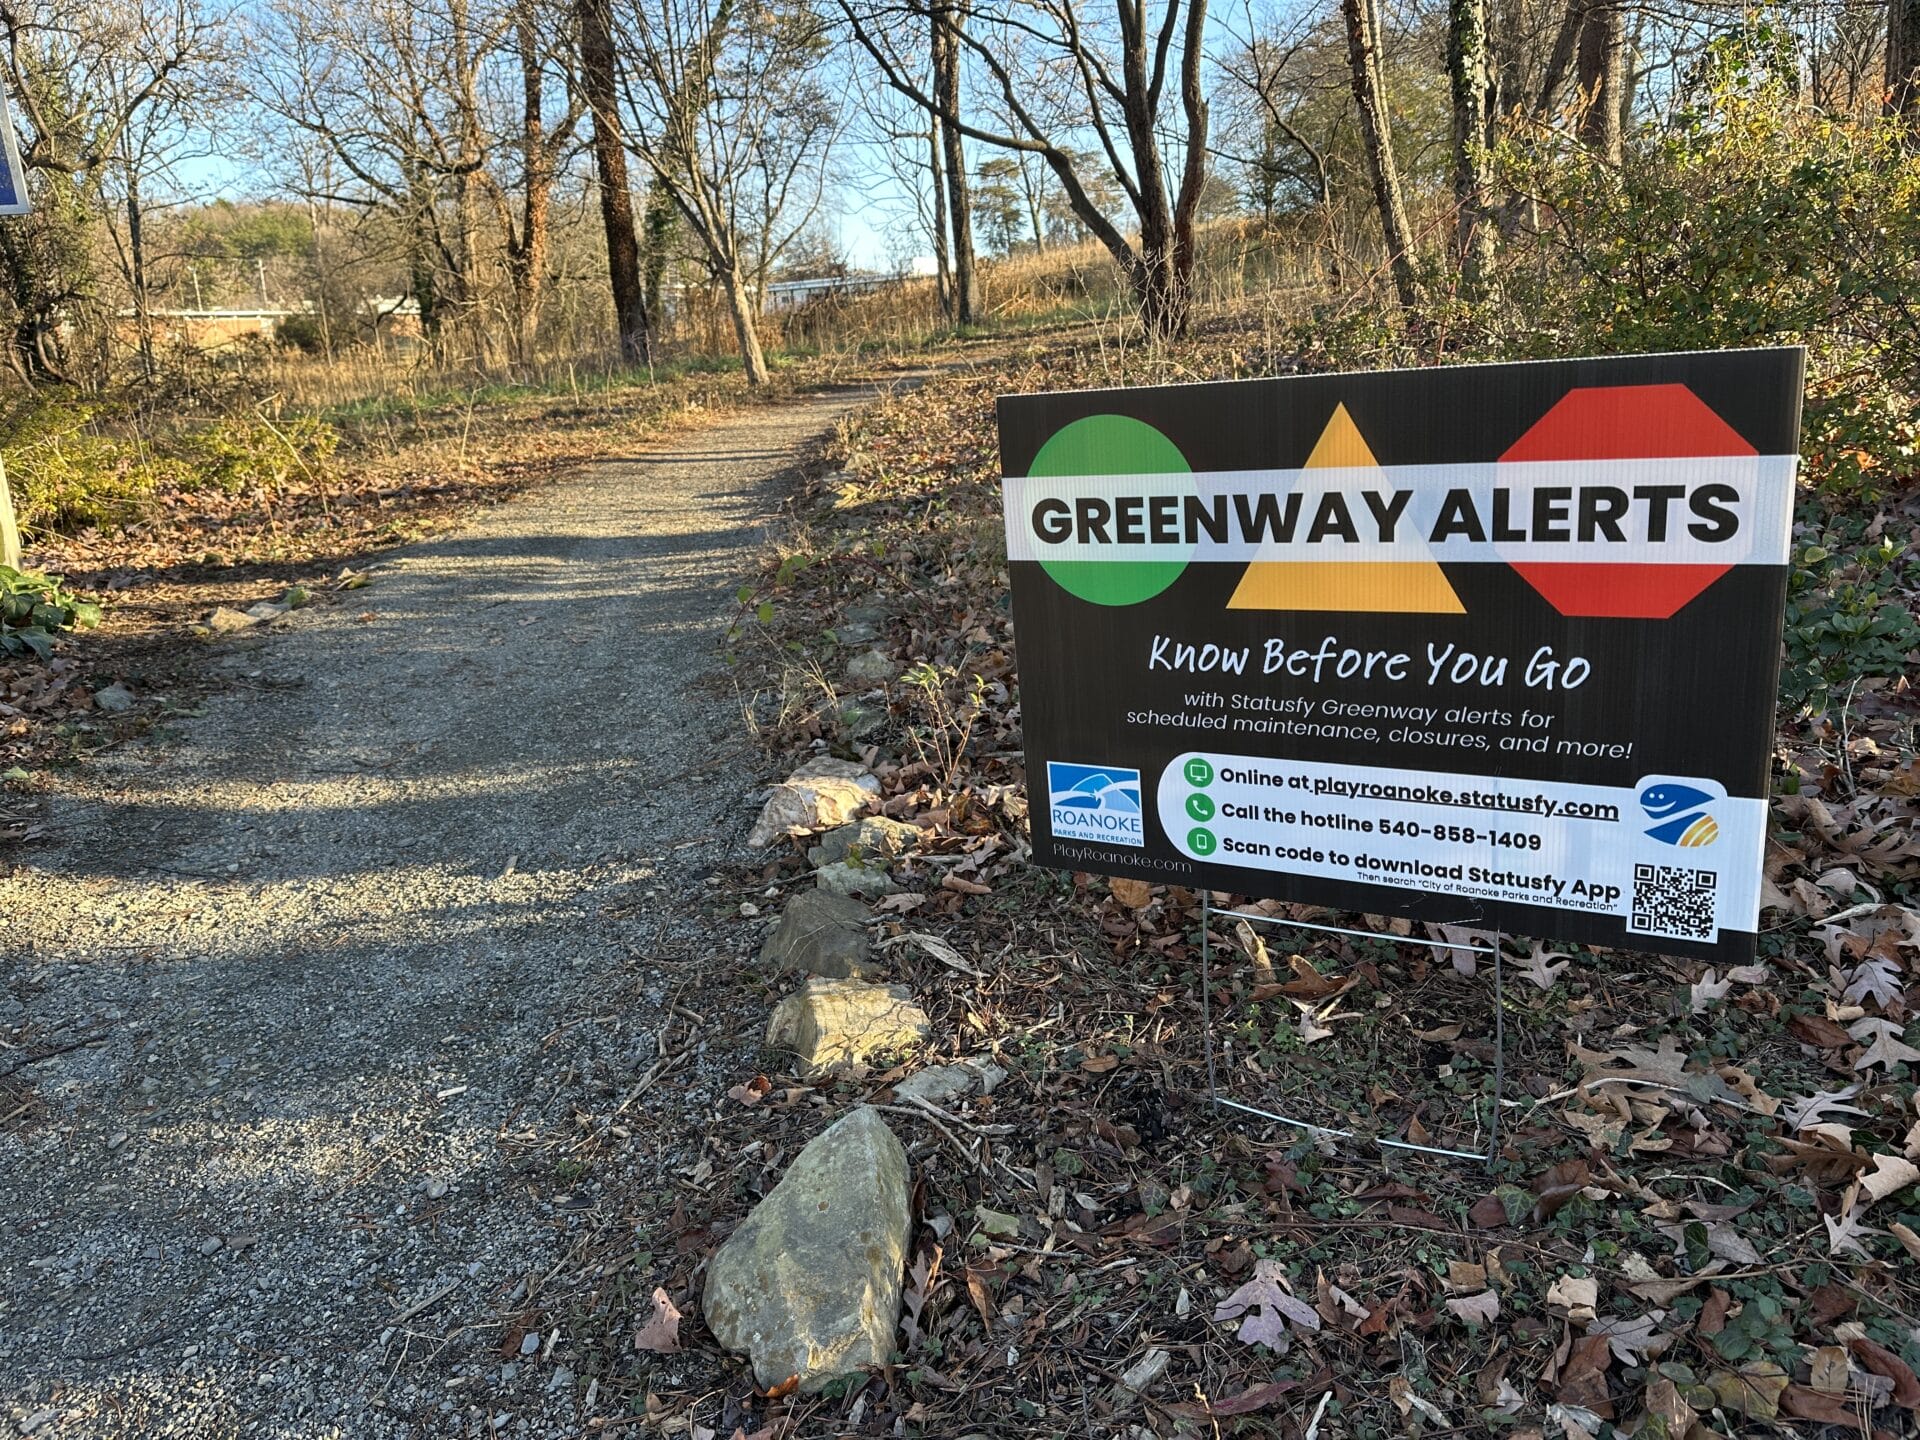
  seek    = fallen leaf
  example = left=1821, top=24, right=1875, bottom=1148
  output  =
left=1556, top=1334, right=1614, bottom=1417
left=1690, top=970, right=1732, bottom=1012
left=1858, top=1152, right=1919, bottom=1205
left=1519, top=942, right=1569, bottom=990
left=1446, top=1290, right=1501, bottom=1326
left=1445, top=1259, right=1487, bottom=1294
left=1642, top=1377, right=1696, bottom=1436
left=633, top=1288, right=682, bottom=1354
left=1781, top=1384, right=1870, bottom=1433
left=1586, top=1312, right=1671, bottom=1367
left=1710, top=1362, right=1789, bottom=1420
left=1213, top=1257, right=1321, bottom=1353
left=1852, top=1017, right=1920, bottom=1071
left=1697, top=1287, right=1732, bottom=1336
left=1823, top=1208, right=1880, bottom=1259
left=1109, top=877, right=1152, bottom=909
left=1790, top=1013, right=1855, bottom=1049
left=1850, top=1337, right=1920, bottom=1409
left=1167, top=1379, right=1299, bottom=1419
left=1546, top=1274, right=1598, bottom=1322
left=1781, top=1084, right=1872, bottom=1130
left=1469, top=1191, right=1514, bottom=1229
left=1809, top=1345, right=1851, bottom=1395
left=1890, top=1221, right=1920, bottom=1261
left=1532, top=1159, right=1591, bottom=1222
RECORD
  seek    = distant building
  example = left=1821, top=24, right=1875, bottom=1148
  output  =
left=762, top=272, right=912, bottom=313
left=117, top=305, right=305, bottom=352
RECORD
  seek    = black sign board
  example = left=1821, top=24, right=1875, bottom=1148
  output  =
left=998, top=349, right=1804, bottom=963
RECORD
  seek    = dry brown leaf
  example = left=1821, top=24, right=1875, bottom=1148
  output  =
left=1858, top=1152, right=1919, bottom=1205
left=633, top=1287, right=682, bottom=1354
left=1445, top=1290, right=1501, bottom=1327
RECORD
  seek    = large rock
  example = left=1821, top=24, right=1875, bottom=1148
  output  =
left=845, top=649, right=894, bottom=683
left=759, top=890, right=876, bottom=980
left=807, top=816, right=922, bottom=869
left=746, top=758, right=881, bottom=848
left=704, top=1107, right=911, bottom=1392
left=203, top=606, right=258, bottom=634
left=815, top=860, right=900, bottom=900
left=767, top=977, right=930, bottom=1076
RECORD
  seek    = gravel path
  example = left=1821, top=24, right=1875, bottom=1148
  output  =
left=0, top=386, right=881, bottom=1439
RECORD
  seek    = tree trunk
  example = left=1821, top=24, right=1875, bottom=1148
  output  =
left=641, top=182, right=675, bottom=338
left=721, top=263, right=770, bottom=386
left=934, top=8, right=979, bottom=324
left=1447, top=0, right=1497, bottom=297
left=928, top=108, right=952, bottom=316
left=126, top=170, right=155, bottom=379
left=577, top=0, right=652, bottom=363
left=1889, top=0, right=1920, bottom=122
left=1576, top=3, right=1624, bottom=163
left=509, top=8, right=551, bottom=367
left=1341, top=0, right=1420, bottom=308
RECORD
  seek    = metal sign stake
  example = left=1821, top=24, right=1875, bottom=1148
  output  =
left=1198, top=893, right=1507, bottom=1167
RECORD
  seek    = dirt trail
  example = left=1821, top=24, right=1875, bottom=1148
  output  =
left=0, top=385, right=887, bottom=1439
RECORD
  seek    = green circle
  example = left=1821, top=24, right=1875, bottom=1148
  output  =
left=1183, top=757, right=1215, bottom=787
left=1028, top=415, right=1192, bottom=606
left=1186, top=793, right=1215, bottom=822
left=1187, top=827, right=1218, bottom=856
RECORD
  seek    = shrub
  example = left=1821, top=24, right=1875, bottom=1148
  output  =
left=0, top=398, right=169, bottom=534
left=1489, top=32, right=1920, bottom=498
left=179, top=414, right=339, bottom=494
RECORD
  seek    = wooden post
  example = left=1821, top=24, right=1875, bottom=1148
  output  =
left=0, top=453, right=19, bottom=570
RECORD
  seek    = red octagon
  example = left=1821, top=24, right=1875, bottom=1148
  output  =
left=1499, top=384, right=1757, bottom=619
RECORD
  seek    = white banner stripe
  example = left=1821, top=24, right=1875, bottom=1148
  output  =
left=1004, top=455, right=1798, bottom=566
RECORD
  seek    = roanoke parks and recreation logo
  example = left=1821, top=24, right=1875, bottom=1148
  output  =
left=1640, top=780, right=1721, bottom=847
left=1047, top=761, right=1145, bottom=847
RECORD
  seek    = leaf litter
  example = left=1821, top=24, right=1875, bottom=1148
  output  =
left=610, top=346, right=1920, bottom=1438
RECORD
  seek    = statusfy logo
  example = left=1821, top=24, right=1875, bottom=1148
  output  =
left=1047, top=762, right=1145, bottom=847
left=1639, top=780, right=1721, bottom=847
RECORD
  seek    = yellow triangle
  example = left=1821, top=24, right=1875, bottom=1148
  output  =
left=1303, top=402, right=1377, bottom=469
left=1228, top=404, right=1465, bottom=613
left=1229, top=561, right=1466, bottom=613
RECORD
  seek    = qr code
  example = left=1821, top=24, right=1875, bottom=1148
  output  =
left=1629, top=863, right=1717, bottom=941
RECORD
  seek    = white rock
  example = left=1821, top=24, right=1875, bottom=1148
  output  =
left=766, top=977, right=930, bottom=1077
left=704, top=1108, right=911, bottom=1392
left=746, top=759, right=881, bottom=848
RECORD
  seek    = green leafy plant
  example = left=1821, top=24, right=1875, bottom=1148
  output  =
left=0, top=564, right=102, bottom=658
left=182, top=414, right=338, bottom=494
left=1780, top=531, right=1920, bottom=711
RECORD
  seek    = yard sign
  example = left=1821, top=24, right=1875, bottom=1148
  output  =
left=998, top=349, right=1804, bottom=964
left=0, top=75, right=28, bottom=217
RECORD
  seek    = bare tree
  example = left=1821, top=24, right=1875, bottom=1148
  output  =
left=1890, top=0, right=1920, bottom=121
left=931, top=5, right=979, bottom=321
left=1339, top=0, right=1418, bottom=307
left=1447, top=0, right=1496, bottom=295
left=256, top=0, right=512, bottom=362
left=0, top=0, right=228, bottom=382
left=613, top=0, right=836, bottom=386
left=1215, top=3, right=1344, bottom=283
left=840, top=0, right=1213, bottom=339
left=488, top=0, right=585, bottom=365
left=577, top=0, right=652, bottom=361
left=1575, top=1, right=1624, bottom=160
